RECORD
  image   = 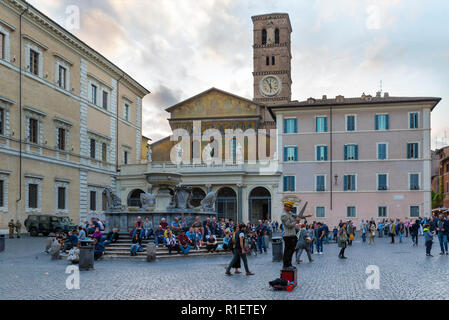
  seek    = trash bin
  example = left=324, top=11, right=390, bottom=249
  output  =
left=79, top=244, right=94, bottom=271
left=0, top=234, right=5, bottom=252
left=271, top=236, right=283, bottom=262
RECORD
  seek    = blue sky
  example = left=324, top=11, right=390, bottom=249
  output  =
left=29, top=0, right=449, bottom=148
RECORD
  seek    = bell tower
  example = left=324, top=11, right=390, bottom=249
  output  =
left=252, top=13, right=292, bottom=105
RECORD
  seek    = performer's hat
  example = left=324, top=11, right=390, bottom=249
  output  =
left=284, top=200, right=294, bottom=208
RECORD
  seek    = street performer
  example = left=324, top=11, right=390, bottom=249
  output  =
left=281, top=200, right=310, bottom=269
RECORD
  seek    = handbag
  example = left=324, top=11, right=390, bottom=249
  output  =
left=349, top=234, right=354, bottom=241
left=305, top=236, right=312, bottom=243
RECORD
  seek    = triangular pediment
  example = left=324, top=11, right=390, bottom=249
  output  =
left=166, top=88, right=263, bottom=119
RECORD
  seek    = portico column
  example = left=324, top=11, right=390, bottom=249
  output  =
left=237, top=184, right=243, bottom=223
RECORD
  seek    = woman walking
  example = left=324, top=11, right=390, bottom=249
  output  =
left=338, top=223, right=348, bottom=259
left=368, top=222, right=376, bottom=244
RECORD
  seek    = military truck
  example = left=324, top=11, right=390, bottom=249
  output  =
left=24, top=214, right=77, bottom=236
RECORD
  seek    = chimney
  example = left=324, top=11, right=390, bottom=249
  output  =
left=336, top=95, right=344, bottom=103
left=322, top=95, right=327, bottom=100
left=384, top=92, right=389, bottom=98
left=376, top=91, right=381, bottom=97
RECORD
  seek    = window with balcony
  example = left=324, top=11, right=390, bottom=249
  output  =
left=316, top=145, right=328, bottom=161
left=375, top=114, right=389, bottom=130
left=284, top=118, right=297, bottom=134
left=344, top=144, right=358, bottom=160
left=407, top=143, right=419, bottom=159
left=284, top=146, right=298, bottom=162
left=316, top=116, right=328, bottom=132
left=344, top=175, right=356, bottom=191
left=377, top=174, right=388, bottom=190
left=283, top=176, right=295, bottom=192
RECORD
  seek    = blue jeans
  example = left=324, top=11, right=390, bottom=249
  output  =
left=154, top=236, right=164, bottom=245
left=412, top=234, right=418, bottom=245
left=132, top=229, right=145, bottom=239
left=130, top=244, right=142, bottom=255
left=309, top=241, right=314, bottom=253
left=398, top=231, right=403, bottom=243
left=144, top=229, right=153, bottom=239
left=179, top=244, right=191, bottom=254
left=438, top=233, right=448, bottom=253
left=362, top=233, right=366, bottom=242
left=257, top=236, right=267, bottom=253
left=425, top=240, right=432, bottom=255
left=316, top=238, right=323, bottom=253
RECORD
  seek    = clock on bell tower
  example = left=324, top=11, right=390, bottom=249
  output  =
left=252, top=13, right=292, bottom=106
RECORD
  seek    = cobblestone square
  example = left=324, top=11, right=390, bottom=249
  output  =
left=1, top=235, right=448, bottom=300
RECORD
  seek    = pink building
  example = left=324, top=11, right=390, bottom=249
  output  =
left=269, top=94, right=441, bottom=227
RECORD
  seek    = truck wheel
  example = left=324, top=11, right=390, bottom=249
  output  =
left=30, top=228, right=38, bottom=237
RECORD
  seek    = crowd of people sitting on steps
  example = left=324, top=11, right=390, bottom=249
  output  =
left=127, top=214, right=276, bottom=257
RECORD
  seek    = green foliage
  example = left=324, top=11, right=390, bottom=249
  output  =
left=432, top=190, right=444, bottom=209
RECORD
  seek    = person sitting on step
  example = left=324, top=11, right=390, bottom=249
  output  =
left=154, top=225, right=165, bottom=247
left=104, top=228, right=119, bottom=246
left=130, top=231, right=143, bottom=256
left=178, top=230, right=192, bottom=255
left=206, top=234, right=218, bottom=253
left=167, top=233, right=180, bottom=254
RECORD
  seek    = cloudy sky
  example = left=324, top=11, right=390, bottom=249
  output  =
left=28, top=0, right=449, bottom=148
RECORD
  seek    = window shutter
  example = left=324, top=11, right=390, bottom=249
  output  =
left=344, top=145, right=347, bottom=160
left=351, top=175, right=356, bottom=190
left=284, top=147, right=288, bottom=162
left=294, top=119, right=297, bottom=133
left=324, top=117, right=328, bottom=132
left=315, top=117, right=318, bottom=132
left=407, top=144, right=411, bottom=159
left=375, top=115, right=379, bottom=130
left=385, top=115, right=389, bottom=130
left=283, top=119, right=288, bottom=133
left=291, top=176, right=295, bottom=191
left=355, top=145, right=358, bottom=160
left=324, top=146, right=328, bottom=161
left=283, top=177, right=287, bottom=192
left=294, top=147, right=298, bottom=161
left=344, top=175, right=348, bottom=191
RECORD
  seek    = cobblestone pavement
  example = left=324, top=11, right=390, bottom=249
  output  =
left=0, top=235, right=448, bottom=300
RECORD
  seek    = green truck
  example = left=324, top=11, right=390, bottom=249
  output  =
left=24, top=214, right=77, bottom=236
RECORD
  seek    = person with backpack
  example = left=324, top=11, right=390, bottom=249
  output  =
left=410, top=219, right=420, bottom=246
left=225, top=223, right=254, bottom=276
left=389, top=219, right=396, bottom=244
left=423, top=224, right=435, bottom=257
left=295, top=224, right=313, bottom=264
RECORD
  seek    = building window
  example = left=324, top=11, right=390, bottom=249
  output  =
left=284, top=118, right=297, bottom=133
left=30, top=49, right=39, bottom=76
left=375, top=114, right=389, bottom=130
left=344, top=175, right=356, bottom=191
left=91, top=84, right=97, bottom=105
left=90, top=190, right=96, bottom=211
left=446, top=162, right=449, bottom=173
left=377, top=174, right=388, bottom=190
left=316, top=206, right=325, bottom=218
left=407, top=143, right=419, bottom=159
left=346, top=115, right=356, bottom=131
left=410, top=173, right=420, bottom=190
left=102, top=91, right=108, bottom=110
left=124, top=103, right=130, bottom=121
left=58, top=65, right=67, bottom=89
left=316, top=175, right=325, bottom=191
left=266, top=56, right=269, bottom=66
left=29, top=118, right=38, bottom=143
left=57, top=127, right=65, bottom=151
left=0, top=180, right=3, bottom=207
left=316, top=117, right=328, bottom=132
left=124, top=150, right=129, bottom=164
left=346, top=206, right=356, bottom=218
left=378, top=206, right=387, bottom=218
left=316, top=145, right=328, bottom=161
left=409, top=112, right=419, bottom=129
left=284, top=146, right=298, bottom=162
left=283, top=176, right=295, bottom=192
left=377, top=143, right=387, bottom=160
left=28, top=184, right=38, bottom=208
left=57, top=187, right=66, bottom=210
left=262, top=29, right=267, bottom=45
left=102, top=143, right=107, bottom=162
left=0, top=32, right=4, bottom=60
left=275, top=28, right=280, bottom=44
left=0, top=108, right=4, bottom=135
left=410, top=206, right=420, bottom=217
left=90, top=139, right=96, bottom=159
left=272, top=56, right=275, bottom=65
left=344, top=144, right=358, bottom=160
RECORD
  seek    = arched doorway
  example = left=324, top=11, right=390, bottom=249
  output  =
left=191, top=187, right=206, bottom=207
left=249, top=187, right=271, bottom=223
left=128, top=189, right=145, bottom=207
left=216, top=187, right=237, bottom=221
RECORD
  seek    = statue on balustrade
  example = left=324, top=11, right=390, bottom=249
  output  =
left=197, top=191, right=216, bottom=212
left=103, top=187, right=122, bottom=211
left=140, top=188, right=156, bottom=211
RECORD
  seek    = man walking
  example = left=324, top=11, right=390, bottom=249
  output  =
left=281, top=201, right=311, bottom=269
left=436, top=213, right=449, bottom=255
left=225, top=223, right=254, bottom=276
left=316, top=223, right=325, bottom=254
left=256, top=220, right=267, bottom=254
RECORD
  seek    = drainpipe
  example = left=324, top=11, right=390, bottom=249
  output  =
left=329, top=105, right=333, bottom=211
left=115, top=73, right=124, bottom=172
left=16, top=4, right=29, bottom=219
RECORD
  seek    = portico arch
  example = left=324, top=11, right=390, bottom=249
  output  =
left=249, top=186, right=271, bottom=223
left=216, top=187, right=237, bottom=221
left=127, top=189, right=145, bottom=207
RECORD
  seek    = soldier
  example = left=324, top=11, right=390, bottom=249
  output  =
left=8, top=219, right=15, bottom=239
left=15, top=220, right=22, bottom=238
left=281, top=201, right=311, bottom=269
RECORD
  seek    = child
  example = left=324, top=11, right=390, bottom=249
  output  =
left=423, top=224, right=434, bottom=257
left=332, top=227, right=338, bottom=242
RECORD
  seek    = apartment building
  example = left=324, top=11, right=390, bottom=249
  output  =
left=0, top=0, right=150, bottom=230
left=269, top=94, right=440, bottom=226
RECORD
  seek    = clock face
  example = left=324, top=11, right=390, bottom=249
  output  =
left=260, top=76, right=281, bottom=96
